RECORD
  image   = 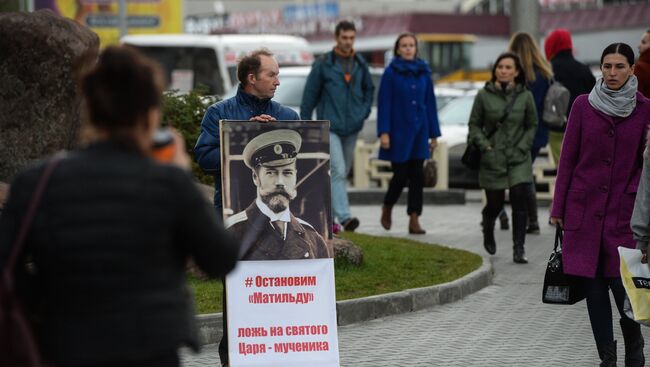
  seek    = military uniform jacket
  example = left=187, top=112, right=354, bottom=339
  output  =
left=226, top=203, right=330, bottom=260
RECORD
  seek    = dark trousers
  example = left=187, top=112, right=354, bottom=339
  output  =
left=383, top=159, right=424, bottom=215
left=584, top=275, right=627, bottom=344
left=483, top=182, right=529, bottom=218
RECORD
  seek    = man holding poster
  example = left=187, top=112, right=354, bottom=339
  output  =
left=195, top=49, right=299, bottom=214
left=225, top=129, right=330, bottom=260
left=221, top=121, right=338, bottom=367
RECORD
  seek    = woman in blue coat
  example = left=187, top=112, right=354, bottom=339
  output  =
left=377, top=33, right=441, bottom=234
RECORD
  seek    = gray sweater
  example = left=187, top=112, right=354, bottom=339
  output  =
left=631, top=156, right=650, bottom=251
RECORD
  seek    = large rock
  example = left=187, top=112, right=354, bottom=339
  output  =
left=332, top=236, right=364, bottom=267
left=0, top=10, right=99, bottom=181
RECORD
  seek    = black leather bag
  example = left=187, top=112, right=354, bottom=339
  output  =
left=461, top=90, right=523, bottom=171
left=542, top=226, right=586, bottom=305
left=461, top=143, right=481, bottom=170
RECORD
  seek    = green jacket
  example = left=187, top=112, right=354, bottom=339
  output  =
left=468, top=82, right=538, bottom=190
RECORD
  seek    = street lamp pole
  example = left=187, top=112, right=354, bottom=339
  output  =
left=510, top=0, right=540, bottom=41
left=118, top=0, right=127, bottom=39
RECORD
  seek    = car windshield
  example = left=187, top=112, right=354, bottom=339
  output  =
left=438, top=95, right=476, bottom=126
left=273, top=75, right=307, bottom=107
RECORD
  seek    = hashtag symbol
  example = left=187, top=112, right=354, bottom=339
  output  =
left=244, top=277, right=253, bottom=288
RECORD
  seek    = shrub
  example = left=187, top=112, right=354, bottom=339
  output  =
left=162, top=87, right=219, bottom=185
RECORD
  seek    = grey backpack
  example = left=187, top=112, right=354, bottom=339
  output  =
left=542, top=80, right=571, bottom=129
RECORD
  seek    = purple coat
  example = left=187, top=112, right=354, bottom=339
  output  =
left=551, top=92, right=650, bottom=277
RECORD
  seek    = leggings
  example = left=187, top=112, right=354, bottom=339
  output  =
left=483, top=182, right=529, bottom=217
left=584, top=275, right=627, bottom=345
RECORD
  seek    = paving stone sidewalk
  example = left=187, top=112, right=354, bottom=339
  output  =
left=182, top=202, right=649, bottom=366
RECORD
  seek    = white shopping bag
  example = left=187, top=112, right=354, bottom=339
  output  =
left=618, top=246, right=650, bottom=326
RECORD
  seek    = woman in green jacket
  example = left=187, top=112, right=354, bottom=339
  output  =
left=468, top=52, right=538, bottom=263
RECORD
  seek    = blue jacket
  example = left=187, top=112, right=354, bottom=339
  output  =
left=300, top=51, right=374, bottom=136
left=377, top=57, right=441, bottom=162
left=529, top=68, right=551, bottom=150
left=194, top=86, right=299, bottom=209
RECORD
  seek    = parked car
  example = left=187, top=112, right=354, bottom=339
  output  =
left=437, top=90, right=481, bottom=189
left=122, top=34, right=314, bottom=96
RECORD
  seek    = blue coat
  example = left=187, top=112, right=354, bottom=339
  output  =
left=529, top=68, right=551, bottom=150
left=300, top=51, right=375, bottom=136
left=194, top=86, right=299, bottom=209
left=377, top=57, right=441, bottom=162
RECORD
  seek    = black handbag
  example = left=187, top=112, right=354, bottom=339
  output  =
left=542, top=225, right=586, bottom=305
left=461, top=90, right=523, bottom=170
left=460, top=142, right=482, bottom=170
left=1, top=155, right=63, bottom=367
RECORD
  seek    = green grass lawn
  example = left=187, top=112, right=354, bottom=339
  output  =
left=189, top=232, right=482, bottom=314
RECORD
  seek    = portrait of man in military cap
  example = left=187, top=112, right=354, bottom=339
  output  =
left=221, top=121, right=332, bottom=261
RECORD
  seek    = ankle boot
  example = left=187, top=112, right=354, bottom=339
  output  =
left=597, top=340, right=618, bottom=367
left=620, top=318, right=645, bottom=366
left=512, top=210, right=528, bottom=264
left=381, top=205, right=392, bottom=230
left=408, top=213, right=425, bottom=234
left=482, top=209, right=497, bottom=255
left=526, top=183, right=540, bottom=234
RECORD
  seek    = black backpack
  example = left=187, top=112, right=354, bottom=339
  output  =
left=542, top=80, right=571, bottom=129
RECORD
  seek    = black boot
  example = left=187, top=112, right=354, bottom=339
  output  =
left=620, top=318, right=645, bottom=367
left=597, top=340, right=618, bottom=367
left=526, top=182, right=540, bottom=234
left=482, top=209, right=497, bottom=255
left=512, top=210, right=528, bottom=264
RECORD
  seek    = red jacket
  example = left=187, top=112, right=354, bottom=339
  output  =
left=635, top=50, right=650, bottom=98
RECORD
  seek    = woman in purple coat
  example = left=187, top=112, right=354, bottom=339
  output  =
left=377, top=33, right=441, bottom=234
left=551, top=43, right=649, bottom=366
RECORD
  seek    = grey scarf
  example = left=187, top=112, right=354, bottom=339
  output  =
left=588, top=75, right=638, bottom=117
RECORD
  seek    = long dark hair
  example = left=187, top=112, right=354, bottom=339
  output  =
left=490, top=52, right=527, bottom=85
left=600, top=42, right=635, bottom=66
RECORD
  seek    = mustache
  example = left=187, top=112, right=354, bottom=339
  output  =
left=264, top=190, right=291, bottom=199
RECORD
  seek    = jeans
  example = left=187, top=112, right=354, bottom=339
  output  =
left=330, top=132, right=357, bottom=223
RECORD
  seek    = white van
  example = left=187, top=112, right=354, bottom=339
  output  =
left=121, top=34, right=314, bottom=96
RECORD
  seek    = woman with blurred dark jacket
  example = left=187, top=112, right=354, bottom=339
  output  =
left=377, top=33, right=441, bottom=234
left=0, top=45, right=239, bottom=367
left=468, top=52, right=537, bottom=263
left=508, top=32, right=553, bottom=235
left=551, top=43, right=648, bottom=366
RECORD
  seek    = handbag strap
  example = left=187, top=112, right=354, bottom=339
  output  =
left=485, top=90, right=524, bottom=139
left=554, top=224, right=563, bottom=252
left=2, top=154, right=65, bottom=290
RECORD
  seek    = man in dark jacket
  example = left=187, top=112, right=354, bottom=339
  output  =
left=193, top=49, right=299, bottom=367
left=225, top=129, right=330, bottom=260
left=300, top=20, right=374, bottom=232
left=544, top=28, right=596, bottom=165
left=195, top=49, right=299, bottom=214
left=635, top=29, right=650, bottom=98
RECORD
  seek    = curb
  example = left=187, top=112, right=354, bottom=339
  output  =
left=195, top=256, right=493, bottom=345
